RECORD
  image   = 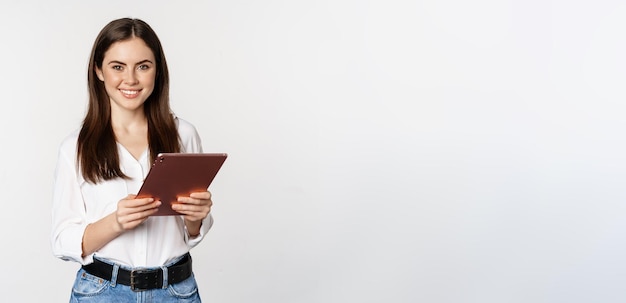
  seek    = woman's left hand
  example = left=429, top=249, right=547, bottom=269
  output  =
left=172, top=191, right=212, bottom=236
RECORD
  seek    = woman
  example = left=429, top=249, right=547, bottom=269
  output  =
left=51, top=18, right=212, bottom=302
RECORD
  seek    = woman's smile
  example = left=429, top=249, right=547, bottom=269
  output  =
left=120, top=89, right=141, bottom=98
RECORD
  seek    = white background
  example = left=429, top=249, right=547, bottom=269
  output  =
left=1, top=0, right=626, bottom=302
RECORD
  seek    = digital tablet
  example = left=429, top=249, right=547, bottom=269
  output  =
left=136, top=153, right=228, bottom=216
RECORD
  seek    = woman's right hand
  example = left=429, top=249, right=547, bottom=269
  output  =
left=81, top=195, right=161, bottom=257
left=115, top=194, right=161, bottom=231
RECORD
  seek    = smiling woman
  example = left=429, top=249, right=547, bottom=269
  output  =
left=51, top=18, right=212, bottom=302
left=96, top=38, right=157, bottom=159
left=96, top=38, right=156, bottom=115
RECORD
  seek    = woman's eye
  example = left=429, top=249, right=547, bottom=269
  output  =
left=112, top=65, right=123, bottom=71
left=138, top=64, right=150, bottom=70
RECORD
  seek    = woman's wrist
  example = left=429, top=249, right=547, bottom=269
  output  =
left=185, top=219, right=202, bottom=238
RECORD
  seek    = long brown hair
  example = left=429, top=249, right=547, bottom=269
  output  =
left=78, top=18, right=180, bottom=183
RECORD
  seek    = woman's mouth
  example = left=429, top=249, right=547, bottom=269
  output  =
left=120, top=89, right=140, bottom=98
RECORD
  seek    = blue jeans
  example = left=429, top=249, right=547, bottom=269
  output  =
left=69, top=257, right=202, bottom=303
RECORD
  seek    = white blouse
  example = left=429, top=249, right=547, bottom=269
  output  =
left=51, top=117, right=213, bottom=267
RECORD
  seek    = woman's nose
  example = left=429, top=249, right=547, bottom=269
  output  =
left=124, top=70, right=139, bottom=85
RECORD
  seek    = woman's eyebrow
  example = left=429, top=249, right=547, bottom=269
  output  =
left=107, top=60, right=127, bottom=66
left=106, top=59, right=154, bottom=65
left=135, top=59, right=154, bottom=66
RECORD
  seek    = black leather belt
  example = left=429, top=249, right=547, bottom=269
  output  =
left=82, top=253, right=192, bottom=291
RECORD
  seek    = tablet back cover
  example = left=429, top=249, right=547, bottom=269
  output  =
left=137, top=153, right=227, bottom=216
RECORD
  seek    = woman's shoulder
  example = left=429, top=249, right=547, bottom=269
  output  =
left=58, top=128, right=81, bottom=156
left=174, top=114, right=200, bottom=137
left=173, top=114, right=203, bottom=153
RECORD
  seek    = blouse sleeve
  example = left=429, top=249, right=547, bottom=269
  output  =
left=50, top=135, right=91, bottom=264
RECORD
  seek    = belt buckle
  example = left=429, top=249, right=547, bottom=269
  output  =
left=130, top=268, right=155, bottom=292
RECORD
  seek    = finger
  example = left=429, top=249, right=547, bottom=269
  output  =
left=172, top=202, right=210, bottom=213
left=118, top=208, right=159, bottom=229
left=172, top=202, right=195, bottom=212
left=177, top=197, right=207, bottom=206
left=118, top=200, right=161, bottom=217
left=174, top=209, right=208, bottom=222
left=189, top=191, right=211, bottom=199
left=124, top=197, right=156, bottom=208
left=136, top=200, right=161, bottom=211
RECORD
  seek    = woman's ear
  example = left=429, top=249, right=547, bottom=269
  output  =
left=95, top=67, right=104, bottom=81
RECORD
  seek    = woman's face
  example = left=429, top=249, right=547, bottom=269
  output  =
left=96, top=37, right=156, bottom=114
